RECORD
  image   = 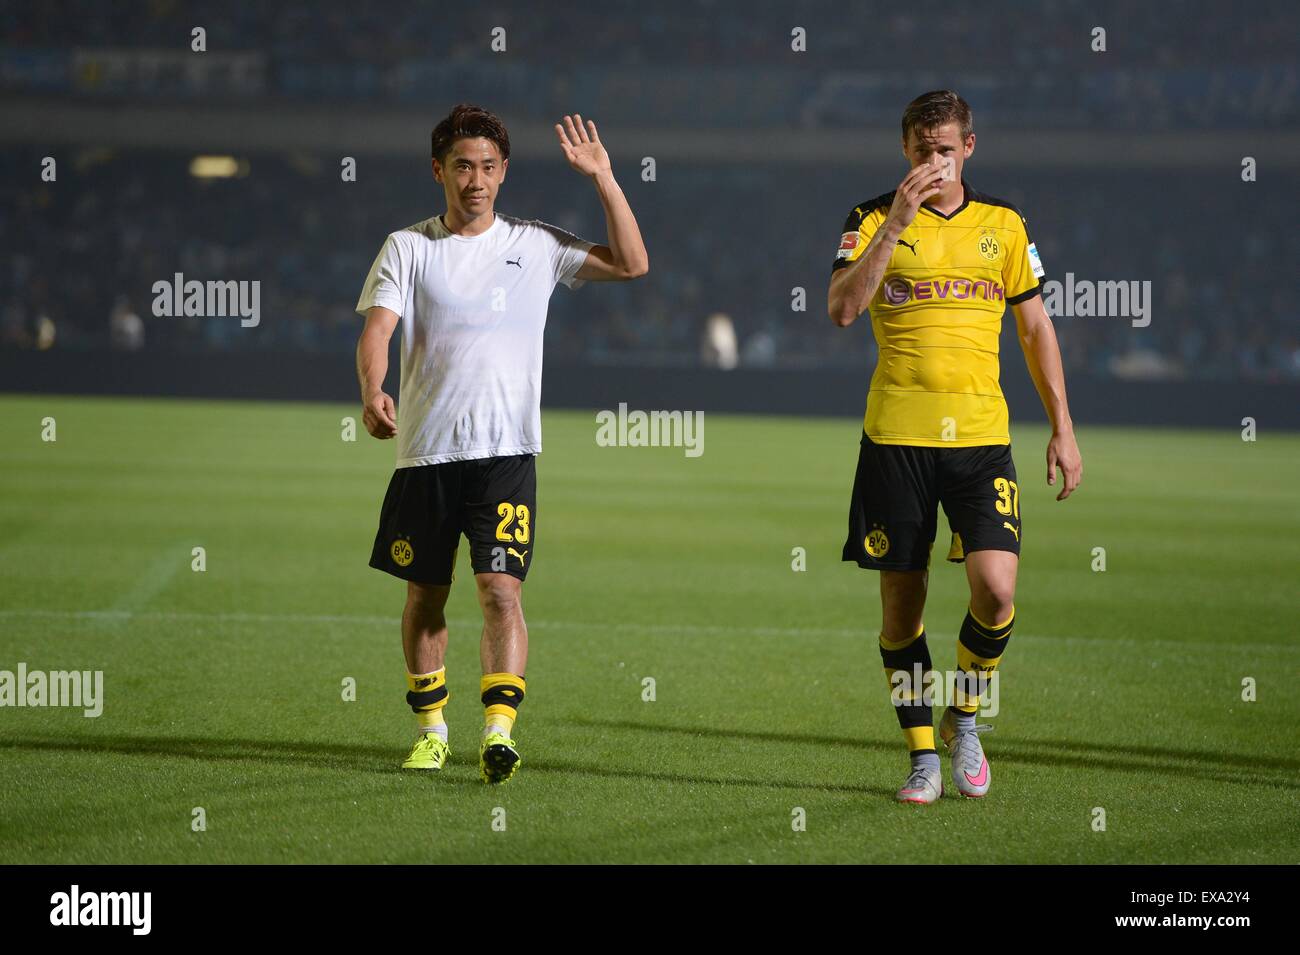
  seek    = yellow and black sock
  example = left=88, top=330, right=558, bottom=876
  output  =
left=951, top=605, right=1014, bottom=719
left=406, top=668, right=448, bottom=740
left=481, top=672, right=525, bottom=739
left=879, top=624, right=938, bottom=768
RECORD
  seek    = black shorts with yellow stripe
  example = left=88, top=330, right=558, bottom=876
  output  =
left=369, top=454, right=536, bottom=585
left=842, top=433, right=1021, bottom=572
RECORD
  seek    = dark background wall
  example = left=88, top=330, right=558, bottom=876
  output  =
left=4, top=349, right=1292, bottom=431
left=2, top=0, right=1297, bottom=426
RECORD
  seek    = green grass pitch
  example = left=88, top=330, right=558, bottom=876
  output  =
left=1, top=394, right=1297, bottom=864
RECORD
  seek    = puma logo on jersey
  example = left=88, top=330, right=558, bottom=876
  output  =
left=507, top=547, right=528, bottom=565
left=506, top=257, right=522, bottom=268
left=897, top=238, right=920, bottom=254
left=1003, top=522, right=1019, bottom=542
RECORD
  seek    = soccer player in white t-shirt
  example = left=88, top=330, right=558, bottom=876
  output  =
left=355, top=104, right=648, bottom=782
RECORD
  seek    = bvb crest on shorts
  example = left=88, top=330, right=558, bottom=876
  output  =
left=865, top=525, right=890, bottom=558
left=390, top=538, right=414, bottom=567
left=977, top=228, right=1000, bottom=262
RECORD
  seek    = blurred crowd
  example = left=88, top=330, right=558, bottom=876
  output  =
left=2, top=1, right=1295, bottom=129
left=2, top=148, right=1296, bottom=382
left=5, top=0, right=1295, bottom=68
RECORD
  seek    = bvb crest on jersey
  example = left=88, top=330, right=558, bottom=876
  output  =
left=977, top=228, right=1001, bottom=262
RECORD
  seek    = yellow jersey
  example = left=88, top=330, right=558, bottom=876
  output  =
left=831, top=179, right=1045, bottom=447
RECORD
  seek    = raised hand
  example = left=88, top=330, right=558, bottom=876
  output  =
left=555, top=114, right=611, bottom=177
left=885, top=161, right=947, bottom=230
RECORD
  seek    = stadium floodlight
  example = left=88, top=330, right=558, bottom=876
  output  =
left=188, top=155, right=248, bottom=178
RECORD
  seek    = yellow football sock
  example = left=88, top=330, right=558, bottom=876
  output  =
left=953, top=605, right=1014, bottom=713
left=481, top=672, right=526, bottom=737
left=880, top=623, right=936, bottom=754
left=406, top=668, right=448, bottom=735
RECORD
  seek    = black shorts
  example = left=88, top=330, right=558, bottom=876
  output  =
left=842, top=433, right=1021, bottom=572
left=369, top=454, right=537, bottom=585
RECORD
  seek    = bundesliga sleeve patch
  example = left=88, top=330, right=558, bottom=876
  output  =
left=1027, top=242, right=1045, bottom=278
left=836, top=231, right=860, bottom=260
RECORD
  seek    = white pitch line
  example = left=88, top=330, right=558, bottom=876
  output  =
left=105, top=544, right=188, bottom=617
left=0, top=608, right=394, bottom=627
left=0, top=608, right=1296, bottom=655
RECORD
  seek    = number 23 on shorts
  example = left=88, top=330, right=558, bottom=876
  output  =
left=495, top=502, right=531, bottom=544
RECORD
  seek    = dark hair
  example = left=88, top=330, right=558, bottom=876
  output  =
left=901, top=90, right=973, bottom=143
left=431, top=104, right=511, bottom=164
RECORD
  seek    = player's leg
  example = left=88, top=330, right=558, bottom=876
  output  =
left=938, top=444, right=1021, bottom=796
left=878, top=567, right=945, bottom=802
left=404, top=582, right=450, bottom=675
left=933, top=551, right=1015, bottom=797
left=369, top=463, right=462, bottom=770
left=952, top=549, right=1017, bottom=717
left=841, top=434, right=943, bottom=803
left=476, top=570, right=528, bottom=728
left=402, top=581, right=453, bottom=763
left=463, top=454, right=536, bottom=784
left=475, top=572, right=527, bottom=783
left=964, top=549, right=1017, bottom=633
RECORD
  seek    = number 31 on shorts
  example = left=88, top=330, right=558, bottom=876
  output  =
left=495, top=502, right=531, bottom=544
left=993, top=477, right=1019, bottom=519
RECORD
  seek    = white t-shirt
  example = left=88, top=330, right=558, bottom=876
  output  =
left=356, top=212, right=594, bottom=467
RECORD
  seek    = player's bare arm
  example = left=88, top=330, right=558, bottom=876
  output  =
left=357, top=304, right=399, bottom=439
left=1013, top=295, right=1083, bottom=500
left=554, top=114, right=649, bottom=281
left=828, top=161, right=946, bottom=326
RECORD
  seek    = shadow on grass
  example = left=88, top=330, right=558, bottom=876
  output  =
left=521, top=757, right=894, bottom=797
left=0, top=731, right=899, bottom=796
left=9, top=719, right=1291, bottom=796
left=564, top=718, right=1300, bottom=792
left=0, top=733, right=491, bottom=784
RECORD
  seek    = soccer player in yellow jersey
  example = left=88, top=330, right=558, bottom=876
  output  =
left=827, top=90, right=1083, bottom=803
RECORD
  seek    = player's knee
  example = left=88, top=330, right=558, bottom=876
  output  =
left=475, top=575, right=521, bottom=616
left=881, top=616, right=925, bottom=645
left=406, top=581, right=449, bottom=619
left=971, top=584, right=1014, bottom=627
left=880, top=571, right=927, bottom=629
left=881, top=567, right=927, bottom=593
